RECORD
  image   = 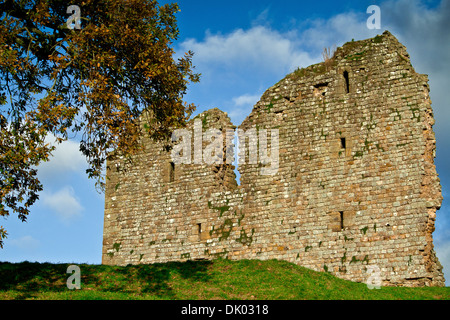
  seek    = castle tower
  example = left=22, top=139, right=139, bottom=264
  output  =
left=102, top=31, right=444, bottom=287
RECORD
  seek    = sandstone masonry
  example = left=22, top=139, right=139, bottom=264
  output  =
left=102, top=31, right=444, bottom=287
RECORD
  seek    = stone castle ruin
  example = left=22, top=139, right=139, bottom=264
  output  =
left=102, top=31, right=444, bottom=286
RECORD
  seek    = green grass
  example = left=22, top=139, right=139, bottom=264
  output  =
left=0, top=259, right=449, bottom=300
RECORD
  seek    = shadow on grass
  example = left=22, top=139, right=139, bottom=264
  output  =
left=0, top=261, right=68, bottom=299
left=0, top=260, right=213, bottom=299
left=116, top=260, right=212, bottom=298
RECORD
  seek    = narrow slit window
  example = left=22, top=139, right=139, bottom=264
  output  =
left=343, top=71, right=350, bottom=93
left=340, top=137, right=346, bottom=149
left=197, top=223, right=202, bottom=239
left=169, top=161, right=175, bottom=182
left=339, top=211, right=344, bottom=230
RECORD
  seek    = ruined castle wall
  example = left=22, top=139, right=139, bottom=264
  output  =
left=102, top=109, right=248, bottom=265
left=102, top=31, right=444, bottom=287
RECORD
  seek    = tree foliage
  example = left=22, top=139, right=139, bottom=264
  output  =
left=0, top=0, right=199, bottom=247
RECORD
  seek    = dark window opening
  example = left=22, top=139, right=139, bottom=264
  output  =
left=340, top=137, right=346, bottom=149
left=169, top=161, right=175, bottom=182
left=343, top=71, right=350, bottom=93
left=197, top=223, right=202, bottom=239
left=339, top=211, right=344, bottom=230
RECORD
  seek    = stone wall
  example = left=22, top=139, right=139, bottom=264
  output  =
left=102, top=31, right=444, bottom=287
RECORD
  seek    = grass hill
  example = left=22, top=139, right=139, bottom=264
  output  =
left=0, top=259, right=449, bottom=300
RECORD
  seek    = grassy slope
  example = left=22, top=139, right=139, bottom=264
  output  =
left=0, top=259, right=448, bottom=300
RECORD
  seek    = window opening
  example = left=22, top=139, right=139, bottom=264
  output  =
left=343, top=71, right=350, bottom=93
left=340, top=137, right=346, bottom=149
left=169, top=161, right=175, bottom=182
left=197, top=223, right=202, bottom=240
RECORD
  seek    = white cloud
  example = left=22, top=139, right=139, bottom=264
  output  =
left=180, top=25, right=317, bottom=76
left=232, top=94, right=261, bottom=107
left=9, top=235, right=40, bottom=251
left=41, top=186, right=84, bottom=223
left=38, top=134, right=87, bottom=180
left=298, top=10, right=383, bottom=53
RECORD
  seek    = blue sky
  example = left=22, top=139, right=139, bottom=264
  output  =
left=1, top=0, right=449, bottom=285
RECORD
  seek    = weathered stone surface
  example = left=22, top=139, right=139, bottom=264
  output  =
left=102, top=31, right=444, bottom=287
